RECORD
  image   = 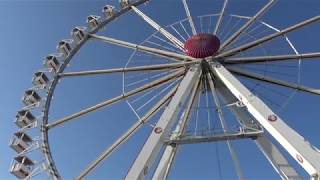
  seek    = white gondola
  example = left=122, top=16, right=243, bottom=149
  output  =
left=32, top=72, right=49, bottom=87
left=119, top=0, right=130, bottom=8
left=22, top=90, right=41, bottom=106
left=57, top=39, right=74, bottom=57
left=87, top=15, right=101, bottom=30
left=43, top=55, right=60, bottom=73
left=102, top=5, right=116, bottom=18
left=71, top=27, right=87, bottom=43
left=10, top=156, right=34, bottom=179
left=15, top=110, right=36, bottom=128
left=9, top=132, right=33, bottom=154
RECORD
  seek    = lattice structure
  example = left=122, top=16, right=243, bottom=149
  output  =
left=10, top=0, right=320, bottom=179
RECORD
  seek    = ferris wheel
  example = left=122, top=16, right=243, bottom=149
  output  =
left=9, top=0, right=320, bottom=179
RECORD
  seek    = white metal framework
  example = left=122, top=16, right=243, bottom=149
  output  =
left=10, top=0, right=320, bottom=179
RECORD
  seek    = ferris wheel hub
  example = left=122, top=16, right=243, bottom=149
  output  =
left=184, top=33, right=220, bottom=58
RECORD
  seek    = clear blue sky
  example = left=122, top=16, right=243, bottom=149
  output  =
left=0, top=0, right=319, bottom=179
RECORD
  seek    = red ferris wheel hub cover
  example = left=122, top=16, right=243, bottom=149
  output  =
left=184, top=33, right=220, bottom=58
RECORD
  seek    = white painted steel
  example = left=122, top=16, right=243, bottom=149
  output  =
left=214, top=0, right=228, bottom=35
left=152, top=70, right=200, bottom=180
left=90, top=34, right=196, bottom=62
left=227, top=66, right=320, bottom=96
left=182, top=0, right=197, bottom=35
left=223, top=52, right=320, bottom=64
left=131, top=6, right=185, bottom=51
left=125, top=65, right=201, bottom=180
left=59, top=61, right=198, bottom=78
left=218, top=16, right=320, bottom=58
left=220, top=0, right=275, bottom=50
left=207, top=73, right=244, bottom=180
left=256, top=136, right=303, bottom=180
left=211, top=62, right=320, bottom=178
left=47, top=70, right=184, bottom=129
left=77, top=84, right=178, bottom=179
left=212, top=78, right=302, bottom=179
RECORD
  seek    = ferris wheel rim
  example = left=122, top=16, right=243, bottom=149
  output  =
left=40, top=1, right=149, bottom=178
left=11, top=0, right=320, bottom=179
left=47, top=8, right=302, bottom=180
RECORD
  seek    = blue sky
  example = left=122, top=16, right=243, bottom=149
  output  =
left=1, top=0, right=320, bottom=179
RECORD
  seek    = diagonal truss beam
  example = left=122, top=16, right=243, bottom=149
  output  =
left=46, top=70, right=185, bottom=129
left=182, top=0, right=197, bottom=35
left=131, top=6, right=185, bottom=51
left=89, top=34, right=196, bottom=62
left=152, top=70, right=200, bottom=180
left=213, top=0, right=228, bottom=35
left=206, top=72, right=244, bottom=180
left=59, top=61, right=198, bottom=78
left=77, top=84, right=179, bottom=180
left=255, top=136, right=303, bottom=180
left=212, top=78, right=302, bottom=179
left=226, top=66, right=320, bottom=96
left=211, top=62, right=320, bottom=178
left=223, top=52, right=320, bottom=64
left=220, top=0, right=276, bottom=50
left=125, top=65, right=201, bottom=179
left=217, top=16, right=320, bottom=58
left=166, top=130, right=263, bottom=145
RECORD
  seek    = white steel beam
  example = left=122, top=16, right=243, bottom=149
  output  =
left=256, top=136, right=303, bottom=180
left=214, top=0, right=228, bottom=35
left=166, top=130, right=263, bottom=145
left=59, top=61, right=198, bottom=78
left=213, top=75, right=302, bottom=179
left=152, top=71, right=200, bottom=180
left=207, top=73, right=244, bottom=180
left=77, top=84, right=178, bottom=179
left=131, top=6, right=185, bottom=51
left=211, top=62, right=320, bottom=178
left=47, top=70, right=184, bottom=129
left=182, top=0, right=197, bottom=35
left=90, top=34, right=196, bottom=62
left=223, top=52, right=320, bottom=64
left=217, top=16, right=320, bottom=58
left=227, top=66, right=320, bottom=96
left=125, top=65, right=201, bottom=180
left=220, top=0, right=276, bottom=50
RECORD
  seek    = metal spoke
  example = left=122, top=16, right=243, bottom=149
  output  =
left=152, top=68, right=201, bottom=180
left=194, top=85, right=201, bottom=136
left=46, top=70, right=185, bottom=129
left=204, top=78, right=211, bottom=130
left=226, top=66, right=320, bottom=96
left=146, top=40, right=180, bottom=53
left=180, top=21, right=191, bottom=38
left=220, top=0, right=276, bottom=50
left=153, top=35, right=180, bottom=50
left=170, top=24, right=187, bottom=42
left=207, top=72, right=244, bottom=180
left=211, top=63, right=320, bottom=176
left=59, top=61, right=198, bottom=78
left=76, top=84, right=179, bottom=180
left=212, top=79, right=302, bottom=179
left=182, top=0, right=197, bottom=35
left=214, top=0, right=228, bottom=35
left=126, top=66, right=201, bottom=179
left=135, top=78, right=179, bottom=112
left=90, top=34, right=197, bottom=62
left=131, top=6, right=185, bottom=50
left=126, top=70, right=175, bottom=88
left=217, top=16, right=320, bottom=58
left=223, top=52, right=320, bottom=64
